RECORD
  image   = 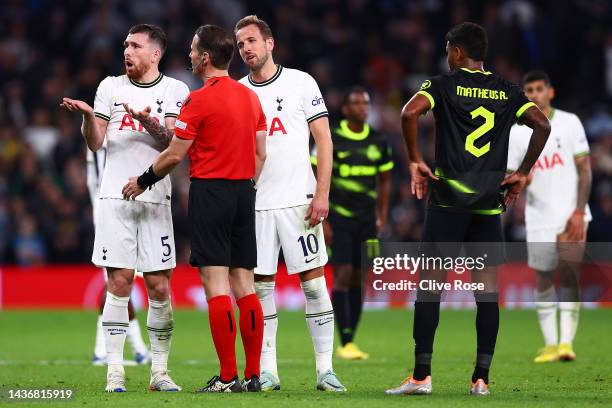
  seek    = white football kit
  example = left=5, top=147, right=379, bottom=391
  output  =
left=508, top=108, right=591, bottom=271
left=91, top=73, right=189, bottom=272
left=240, top=65, right=329, bottom=274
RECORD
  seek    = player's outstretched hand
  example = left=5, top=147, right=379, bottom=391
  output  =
left=60, top=98, right=93, bottom=115
left=305, top=194, right=329, bottom=228
left=122, top=176, right=145, bottom=200
left=409, top=161, right=438, bottom=200
left=501, top=171, right=528, bottom=208
left=123, top=103, right=152, bottom=123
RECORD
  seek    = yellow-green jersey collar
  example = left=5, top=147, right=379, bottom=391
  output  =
left=336, top=119, right=370, bottom=140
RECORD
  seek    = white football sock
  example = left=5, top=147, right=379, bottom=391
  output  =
left=301, top=277, right=334, bottom=376
left=127, top=319, right=148, bottom=356
left=255, top=281, right=279, bottom=378
left=102, top=292, right=129, bottom=371
left=94, top=315, right=106, bottom=358
left=147, top=298, right=173, bottom=373
left=534, top=286, right=558, bottom=346
left=559, top=287, right=580, bottom=345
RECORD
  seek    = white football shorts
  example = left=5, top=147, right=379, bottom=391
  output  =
left=92, top=198, right=176, bottom=272
left=255, top=204, right=328, bottom=275
left=526, top=224, right=588, bottom=272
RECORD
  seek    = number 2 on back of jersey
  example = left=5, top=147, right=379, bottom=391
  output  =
left=465, top=106, right=494, bottom=158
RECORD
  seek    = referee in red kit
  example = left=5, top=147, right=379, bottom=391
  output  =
left=122, top=24, right=267, bottom=393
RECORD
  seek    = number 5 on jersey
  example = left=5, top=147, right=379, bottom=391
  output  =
left=161, top=235, right=172, bottom=263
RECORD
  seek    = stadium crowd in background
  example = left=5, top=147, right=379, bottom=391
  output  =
left=1, top=0, right=611, bottom=265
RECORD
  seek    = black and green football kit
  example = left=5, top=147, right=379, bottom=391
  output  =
left=417, top=68, right=535, bottom=243
left=411, top=68, right=536, bottom=385
left=312, top=119, right=393, bottom=266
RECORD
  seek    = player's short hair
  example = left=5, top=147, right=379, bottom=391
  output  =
left=445, top=22, right=488, bottom=61
left=234, top=15, right=273, bottom=39
left=522, top=70, right=552, bottom=86
left=342, top=85, right=369, bottom=106
left=195, top=25, right=234, bottom=70
left=128, top=24, right=167, bottom=54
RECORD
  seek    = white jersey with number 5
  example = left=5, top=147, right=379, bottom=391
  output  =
left=240, top=65, right=328, bottom=210
left=508, top=108, right=592, bottom=231
left=93, top=73, right=189, bottom=205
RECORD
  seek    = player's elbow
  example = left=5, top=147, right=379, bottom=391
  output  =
left=256, top=150, right=267, bottom=163
left=401, top=105, right=420, bottom=121
left=88, top=140, right=103, bottom=152
left=538, top=118, right=552, bottom=135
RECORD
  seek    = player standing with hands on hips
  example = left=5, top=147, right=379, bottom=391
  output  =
left=386, top=22, right=550, bottom=397
left=235, top=15, right=346, bottom=392
left=61, top=24, right=189, bottom=393
left=122, top=24, right=267, bottom=393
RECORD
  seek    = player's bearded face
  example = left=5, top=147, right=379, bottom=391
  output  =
left=248, top=50, right=269, bottom=71
left=125, top=58, right=150, bottom=79
left=124, top=33, right=154, bottom=80
left=236, top=26, right=272, bottom=72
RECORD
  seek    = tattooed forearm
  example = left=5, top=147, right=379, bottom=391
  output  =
left=141, top=117, right=174, bottom=150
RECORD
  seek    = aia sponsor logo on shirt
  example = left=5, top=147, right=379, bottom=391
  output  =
left=533, top=152, right=564, bottom=171
left=118, top=114, right=160, bottom=131
left=269, top=117, right=287, bottom=136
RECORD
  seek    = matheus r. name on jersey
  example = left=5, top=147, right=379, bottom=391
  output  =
left=417, top=68, right=535, bottom=214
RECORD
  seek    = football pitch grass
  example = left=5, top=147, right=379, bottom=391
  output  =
left=0, top=309, right=610, bottom=407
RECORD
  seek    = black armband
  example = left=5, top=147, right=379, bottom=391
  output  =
left=137, top=165, right=163, bottom=189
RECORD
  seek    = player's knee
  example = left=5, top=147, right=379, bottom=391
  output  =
left=231, top=279, right=255, bottom=300
left=254, top=280, right=275, bottom=301
left=148, top=282, right=170, bottom=301
left=301, top=276, right=329, bottom=301
left=254, top=274, right=275, bottom=283
left=535, top=271, right=554, bottom=292
left=333, top=265, right=352, bottom=291
left=106, top=272, right=133, bottom=295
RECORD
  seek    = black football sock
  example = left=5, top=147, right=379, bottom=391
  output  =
left=412, top=291, right=441, bottom=380
left=332, top=289, right=352, bottom=345
left=473, top=293, right=499, bottom=384
left=348, top=286, right=363, bottom=338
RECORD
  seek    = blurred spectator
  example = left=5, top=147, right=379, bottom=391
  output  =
left=23, top=107, right=60, bottom=163
left=13, top=215, right=46, bottom=266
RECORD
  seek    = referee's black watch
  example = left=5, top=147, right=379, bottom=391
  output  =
left=137, top=165, right=164, bottom=190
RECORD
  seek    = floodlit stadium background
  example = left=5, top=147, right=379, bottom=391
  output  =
left=0, top=0, right=610, bottom=308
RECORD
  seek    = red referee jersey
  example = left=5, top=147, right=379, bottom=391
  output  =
left=174, top=76, right=267, bottom=179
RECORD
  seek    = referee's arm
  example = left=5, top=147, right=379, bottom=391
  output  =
left=122, top=136, right=192, bottom=200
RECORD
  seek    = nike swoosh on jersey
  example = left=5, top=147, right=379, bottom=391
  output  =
left=305, top=256, right=319, bottom=263
left=162, top=257, right=172, bottom=263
